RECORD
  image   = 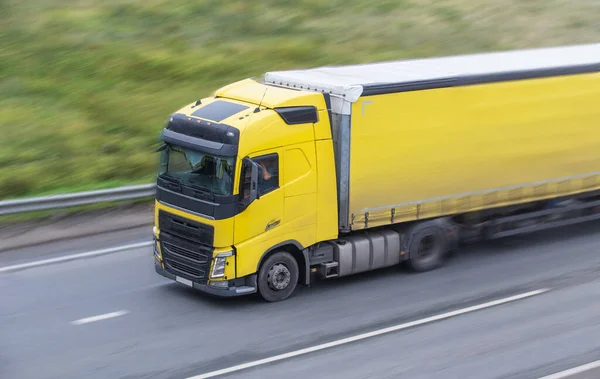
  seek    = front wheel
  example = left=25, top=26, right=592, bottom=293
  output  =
left=257, top=251, right=299, bottom=302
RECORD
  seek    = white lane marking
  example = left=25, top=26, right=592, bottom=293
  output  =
left=70, top=310, right=129, bottom=326
left=187, top=288, right=550, bottom=379
left=538, top=360, right=600, bottom=379
left=0, top=241, right=153, bottom=273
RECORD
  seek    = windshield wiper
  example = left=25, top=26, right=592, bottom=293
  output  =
left=159, top=174, right=179, bottom=184
left=159, top=174, right=182, bottom=191
left=185, top=182, right=215, bottom=196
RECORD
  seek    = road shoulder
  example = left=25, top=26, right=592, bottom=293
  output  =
left=0, top=203, right=153, bottom=253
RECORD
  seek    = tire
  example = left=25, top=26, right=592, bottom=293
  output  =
left=405, top=222, right=449, bottom=272
left=257, top=251, right=299, bottom=302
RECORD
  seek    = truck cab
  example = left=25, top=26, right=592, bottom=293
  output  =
left=153, top=79, right=339, bottom=301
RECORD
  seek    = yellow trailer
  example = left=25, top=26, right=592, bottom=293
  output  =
left=154, top=43, right=600, bottom=301
left=349, top=64, right=600, bottom=229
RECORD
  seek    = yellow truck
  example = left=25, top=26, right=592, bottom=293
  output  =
left=153, top=43, right=600, bottom=302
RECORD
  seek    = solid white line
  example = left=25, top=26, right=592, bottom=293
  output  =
left=0, top=241, right=153, bottom=273
left=187, top=288, right=550, bottom=379
left=538, top=360, right=600, bottom=379
left=70, top=310, right=129, bottom=325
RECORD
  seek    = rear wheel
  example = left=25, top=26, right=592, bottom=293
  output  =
left=257, top=251, right=299, bottom=302
left=405, top=222, right=449, bottom=272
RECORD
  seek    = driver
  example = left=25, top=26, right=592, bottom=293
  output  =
left=258, top=156, right=277, bottom=193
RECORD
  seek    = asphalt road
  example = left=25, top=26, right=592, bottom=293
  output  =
left=2, top=221, right=600, bottom=379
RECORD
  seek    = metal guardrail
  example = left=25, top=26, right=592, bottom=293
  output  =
left=0, top=184, right=157, bottom=216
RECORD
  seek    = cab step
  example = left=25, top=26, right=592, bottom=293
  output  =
left=318, top=262, right=339, bottom=279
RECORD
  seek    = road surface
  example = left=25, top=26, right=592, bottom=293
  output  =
left=1, top=221, right=600, bottom=379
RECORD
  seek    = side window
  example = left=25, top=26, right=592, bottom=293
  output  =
left=255, top=154, right=279, bottom=196
left=238, top=153, right=279, bottom=200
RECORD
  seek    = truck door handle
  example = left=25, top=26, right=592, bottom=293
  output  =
left=266, top=219, right=280, bottom=231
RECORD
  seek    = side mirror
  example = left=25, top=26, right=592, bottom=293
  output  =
left=249, top=158, right=259, bottom=203
left=239, top=157, right=259, bottom=209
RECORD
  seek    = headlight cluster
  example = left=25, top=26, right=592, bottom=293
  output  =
left=211, top=257, right=227, bottom=278
left=211, top=251, right=232, bottom=278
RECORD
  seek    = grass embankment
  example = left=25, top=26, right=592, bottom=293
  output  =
left=2, top=0, right=599, bottom=200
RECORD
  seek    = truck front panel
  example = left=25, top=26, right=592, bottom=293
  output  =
left=154, top=201, right=236, bottom=286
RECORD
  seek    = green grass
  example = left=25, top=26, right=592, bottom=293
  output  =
left=2, top=0, right=600, bottom=200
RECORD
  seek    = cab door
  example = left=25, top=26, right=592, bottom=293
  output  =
left=234, top=149, right=285, bottom=276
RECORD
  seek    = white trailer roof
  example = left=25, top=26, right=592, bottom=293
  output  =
left=264, top=43, right=600, bottom=105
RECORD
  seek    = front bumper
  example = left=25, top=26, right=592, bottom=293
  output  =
left=154, top=261, right=256, bottom=297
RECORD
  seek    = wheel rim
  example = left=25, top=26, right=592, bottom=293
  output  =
left=417, top=234, right=437, bottom=259
left=267, top=263, right=291, bottom=291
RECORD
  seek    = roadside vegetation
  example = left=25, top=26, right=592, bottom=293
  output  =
left=2, top=0, right=599, bottom=199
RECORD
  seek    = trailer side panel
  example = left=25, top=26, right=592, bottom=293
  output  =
left=348, top=72, right=600, bottom=230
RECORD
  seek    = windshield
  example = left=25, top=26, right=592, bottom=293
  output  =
left=159, top=145, right=235, bottom=196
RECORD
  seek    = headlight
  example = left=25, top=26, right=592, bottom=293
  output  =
left=211, top=251, right=232, bottom=278
left=211, top=257, right=227, bottom=278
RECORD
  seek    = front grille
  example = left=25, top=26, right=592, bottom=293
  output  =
left=164, top=257, right=205, bottom=280
left=160, top=231, right=213, bottom=283
left=163, top=242, right=208, bottom=264
left=159, top=210, right=214, bottom=246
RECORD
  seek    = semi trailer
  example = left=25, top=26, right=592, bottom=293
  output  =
left=153, top=43, right=600, bottom=302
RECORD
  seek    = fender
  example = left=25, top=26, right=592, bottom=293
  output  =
left=256, top=240, right=311, bottom=285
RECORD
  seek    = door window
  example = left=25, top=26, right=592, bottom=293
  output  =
left=239, top=153, right=279, bottom=199
left=255, top=154, right=279, bottom=196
